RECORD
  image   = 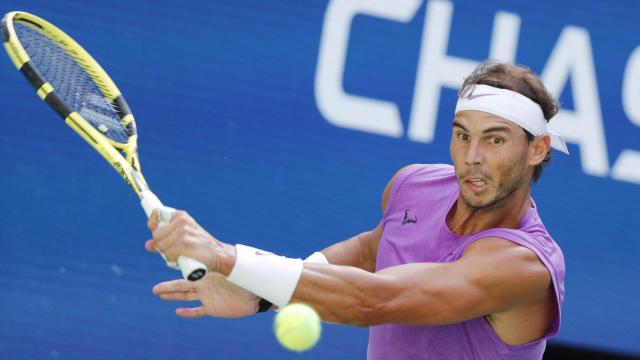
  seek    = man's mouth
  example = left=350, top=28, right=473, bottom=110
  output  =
left=464, top=177, right=488, bottom=192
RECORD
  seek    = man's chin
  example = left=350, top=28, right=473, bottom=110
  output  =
left=461, top=192, right=495, bottom=210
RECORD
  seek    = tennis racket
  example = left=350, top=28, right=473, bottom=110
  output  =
left=2, top=11, right=207, bottom=281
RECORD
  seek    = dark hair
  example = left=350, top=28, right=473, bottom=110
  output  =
left=459, top=60, right=558, bottom=182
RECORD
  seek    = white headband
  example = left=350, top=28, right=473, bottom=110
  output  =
left=455, top=84, right=569, bottom=154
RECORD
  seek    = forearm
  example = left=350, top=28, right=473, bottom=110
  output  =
left=218, top=242, right=470, bottom=326
left=291, top=263, right=386, bottom=326
left=290, top=261, right=475, bottom=327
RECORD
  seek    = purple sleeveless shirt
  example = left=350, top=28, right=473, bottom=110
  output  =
left=367, top=164, right=565, bottom=360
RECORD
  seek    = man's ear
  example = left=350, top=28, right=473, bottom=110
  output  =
left=529, top=135, right=551, bottom=166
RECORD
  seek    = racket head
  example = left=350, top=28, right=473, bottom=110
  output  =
left=2, top=11, right=148, bottom=194
left=2, top=12, right=209, bottom=281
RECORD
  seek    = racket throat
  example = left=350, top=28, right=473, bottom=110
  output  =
left=130, top=168, right=149, bottom=194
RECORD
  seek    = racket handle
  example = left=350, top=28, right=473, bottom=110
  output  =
left=140, top=190, right=207, bottom=281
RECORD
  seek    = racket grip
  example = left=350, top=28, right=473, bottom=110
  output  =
left=140, top=190, right=208, bottom=281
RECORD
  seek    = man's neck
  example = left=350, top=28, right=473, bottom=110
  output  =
left=446, top=185, right=532, bottom=236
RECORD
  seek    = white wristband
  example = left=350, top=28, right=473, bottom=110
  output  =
left=226, top=244, right=303, bottom=308
left=271, top=251, right=330, bottom=313
left=304, top=251, right=329, bottom=265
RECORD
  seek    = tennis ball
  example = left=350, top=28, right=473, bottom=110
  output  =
left=274, top=303, right=322, bottom=352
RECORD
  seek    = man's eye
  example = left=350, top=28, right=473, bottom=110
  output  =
left=458, top=133, right=469, bottom=141
left=490, top=137, right=503, bottom=145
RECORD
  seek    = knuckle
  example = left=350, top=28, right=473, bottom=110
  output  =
left=176, top=216, right=190, bottom=227
left=179, top=236, right=192, bottom=249
left=174, top=211, right=189, bottom=221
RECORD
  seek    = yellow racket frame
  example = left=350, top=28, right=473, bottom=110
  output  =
left=2, top=11, right=209, bottom=281
left=2, top=11, right=148, bottom=195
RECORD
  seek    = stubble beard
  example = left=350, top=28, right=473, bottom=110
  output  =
left=460, top=156, right=528, bottom=213
left=463, top=176, right=523, bottom=212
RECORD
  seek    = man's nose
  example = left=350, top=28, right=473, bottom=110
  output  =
left=464, top=141, right=483, bottom=166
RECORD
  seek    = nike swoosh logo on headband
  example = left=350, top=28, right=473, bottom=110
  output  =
left=466, top=93, right=497, bottom=100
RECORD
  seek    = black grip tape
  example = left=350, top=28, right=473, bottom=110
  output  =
left=20, top=61, right=45, bottom=91
left=113, top=95, right=131, bottom=119
left=44, top=92, right=72, bottom=119
left=1, top=17, right=10, bottom=42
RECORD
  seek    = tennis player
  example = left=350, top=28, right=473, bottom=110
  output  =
left=146, top=61, right=566, bottom=359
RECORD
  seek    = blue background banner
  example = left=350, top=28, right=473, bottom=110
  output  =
left=1, top=0, right=639, bottom=358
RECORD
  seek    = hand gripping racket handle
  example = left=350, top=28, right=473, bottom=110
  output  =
left=140, top=191, right=207, bottom=281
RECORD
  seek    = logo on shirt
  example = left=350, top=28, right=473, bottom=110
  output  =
left=402, top=209, right=417, bottom=225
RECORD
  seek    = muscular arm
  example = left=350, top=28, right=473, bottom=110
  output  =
left=151, top=216, right=552, bottom=327
left=150, top=165, right=553, bottom=338
left=290, top=237, right=552, bottom=327
left=320, top=165, right=418, bottom=271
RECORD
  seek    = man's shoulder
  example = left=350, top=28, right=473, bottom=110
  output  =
left=472, top=226, right=562, bottom=260
left=393, top=163, right=455, bottom=182
left=465, top=228, right=565, bottom=298
left=384, top=163, right=458, bottom=211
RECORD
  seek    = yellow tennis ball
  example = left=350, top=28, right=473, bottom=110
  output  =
left=274, top=303, right=322, bottom=352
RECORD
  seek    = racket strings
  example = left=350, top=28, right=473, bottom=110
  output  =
left=14, top=22, right=129, bottom=144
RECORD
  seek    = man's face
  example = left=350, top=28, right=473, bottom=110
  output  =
left=450, top=110, right=531, bottom=210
